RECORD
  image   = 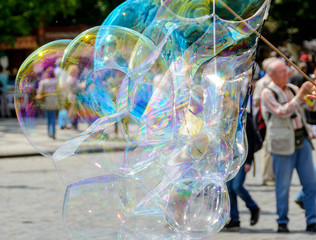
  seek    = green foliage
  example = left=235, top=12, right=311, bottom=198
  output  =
left=1, top=0, right=314, bottom=46
left=0, top=0, right=126, bottom=44
left=0, top=0, right=78, bottom=43
left=50, top=0, right=125, bottom=27
left=264, top=0, right=316, bottom=45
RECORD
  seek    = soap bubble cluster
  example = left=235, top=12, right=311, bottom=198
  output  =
left=15, top=0, right=270, bottom=239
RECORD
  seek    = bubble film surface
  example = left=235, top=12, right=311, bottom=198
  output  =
left=15, top=0, right=271, bottom=239
left=15, top=40, right=72, bottom=157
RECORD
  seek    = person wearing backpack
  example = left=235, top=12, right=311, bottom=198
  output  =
left=261, top=59, right=316, bottom=233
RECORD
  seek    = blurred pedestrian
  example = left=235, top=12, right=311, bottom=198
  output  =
left=295, top=167, right=316, bottom=210
left=54, top=58, right=71, bottom=129
left=0, top=65, right=11, bottom=118
left=253, top=58, right=275, bottom=186
left=66, top=65, right=81, bottom=130
left=225, top=112, right=261, bottom=230
left=300, top=53, right=314, bottom=76
left=35, top=67, right=58, bottom=139
left=261, top=59, right=316, bottom=233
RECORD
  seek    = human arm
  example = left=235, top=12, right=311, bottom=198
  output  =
left=261, top=88, right=300, bottom=118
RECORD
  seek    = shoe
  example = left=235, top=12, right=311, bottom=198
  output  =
left=250, top=207, right=260, bottom=226
left=306, top=223, right=316, bottom=232
left=224, top=219, right=240, bottom=230
left=277, top=224, right=289, bottom=233
left=295, top=199, right=305, bottom=210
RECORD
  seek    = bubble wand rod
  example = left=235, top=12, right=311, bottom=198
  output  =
left=218, top=0, right=316, bottom=86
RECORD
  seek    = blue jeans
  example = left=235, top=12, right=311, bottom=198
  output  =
left=46, top=110, right=57, bottom=137
left=272, top=138, right=316, bottom=225
left=58, top=109, right=70, bottom=128
left=296, top=167, right=316, bottom=202
left=227, top=164, right=259, bottom=221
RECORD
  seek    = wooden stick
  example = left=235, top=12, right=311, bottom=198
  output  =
left=218, top=0, right=316, bottom=86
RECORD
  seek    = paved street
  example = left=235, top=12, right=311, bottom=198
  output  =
left=1, top=118, right=316, bottom=239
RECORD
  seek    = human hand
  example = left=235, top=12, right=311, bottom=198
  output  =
left=297, top=81, right=316, bottom=101
left=307, top=84, right=316, bottom=100
left=244, top=164, right=251, bottom=173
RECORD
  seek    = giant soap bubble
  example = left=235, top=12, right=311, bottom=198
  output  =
left=15, top=40, right=72, bottom=157
left=15, top=0, right=271, bottom=239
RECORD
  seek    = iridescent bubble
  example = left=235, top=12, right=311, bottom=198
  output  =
left=15, top=0, right=272, bottom=239
left=59, top=27, right=108, bottom=126
left=51, top=25, right=170, bottom=185
left=102, top=0, right=161, bottom=33
left=63, top=174, right=179, bottom=240
left=164, top=176, right=229, bottom=239
left=226, top=110, right=248, bottom=181
left=161, top=0, right=266, bottom=20
left=94, top=25, right=169, bottom=119
left=15, top=40, right=72, bottom=157
left=63, top=175, right=126, bottom=240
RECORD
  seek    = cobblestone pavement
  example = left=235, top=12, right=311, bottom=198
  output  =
left=1, top=152, right=316, bottom=240
left=1, top=118, right=316, bottom=239
left=0, top=118, right=130, bottom=158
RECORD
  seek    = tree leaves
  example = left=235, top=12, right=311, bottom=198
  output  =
left=265, top=0, right=316, bottom=44
left=0, top=0, right=78, bottom=43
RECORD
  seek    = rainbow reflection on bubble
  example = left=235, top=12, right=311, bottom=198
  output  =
left=15, top=0, right=270, bottom=239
